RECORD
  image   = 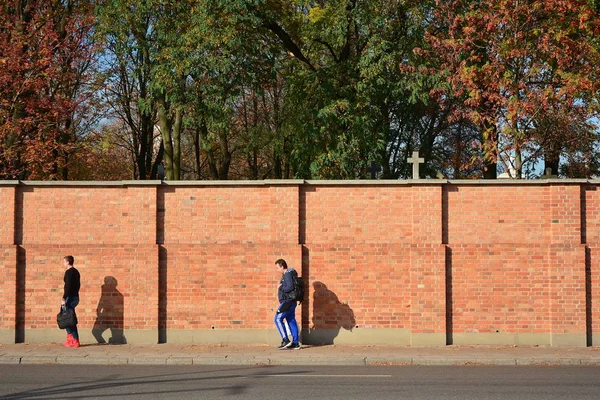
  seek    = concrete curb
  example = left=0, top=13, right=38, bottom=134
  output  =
left=3, top=344, right=600, bottom=366
left=3, top=355, right=600, bottom=366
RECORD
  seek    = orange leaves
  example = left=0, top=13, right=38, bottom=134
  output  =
left=0, top=1, right=96, bottom=179
left=420, top=0, right=600, bottom=176
left=426, top=0, right=600, bottom=126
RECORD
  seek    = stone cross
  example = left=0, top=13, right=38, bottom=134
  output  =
left=407, top=150, right=425, bottom=179
left=541, top=167, right=558, bottom=179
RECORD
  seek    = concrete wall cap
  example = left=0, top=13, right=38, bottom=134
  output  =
left=0, top=178, right=596, bottom=187
left=0, top=180, right=19, bottom=186
left=161, top=179, right=304, bottom=186
left=14, top=180, right=162, bottom=187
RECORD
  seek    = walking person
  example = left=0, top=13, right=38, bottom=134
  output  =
left=274, top=259, right=300, bottom=350
left=61, top=255, right=81, bottom=348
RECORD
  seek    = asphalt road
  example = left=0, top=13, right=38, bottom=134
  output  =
left=1, top=365, right=599, bottom=399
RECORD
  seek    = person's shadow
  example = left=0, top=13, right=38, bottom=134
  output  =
left=92, top=276, right=127, bottom=344
left=309, top=281, right=355, bottom=345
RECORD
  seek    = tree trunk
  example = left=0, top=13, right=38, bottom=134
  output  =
left=193, top=126, right=202, bottom=179
left=156, top=93, right=174, bottom=180
left=150, top=141, right=164, bottom=179
left=198, top=118, right=220, bottom=180
left=218, top=128, right=231, bottom=180
left=515, top=147, right=523, bottom=179
left=172, top=108, right=182, bottom=180
left=482, top=122, right=498, bottom=179
left=139, top=116, right=155, bottom=180
left=543, top=142, right=561, bottom=177
left=274, top=153, right=282, bottom=179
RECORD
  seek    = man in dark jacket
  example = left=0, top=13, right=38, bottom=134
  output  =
left=61, top=255, right=81, bottom=348
left=274, top=259, right=300, bottom=349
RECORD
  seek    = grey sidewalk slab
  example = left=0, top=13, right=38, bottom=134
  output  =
left=166, top=356, right=193, bottom=365
left=20, top=355, right=58, bottom=364
left=1, top=343, right=600, bottom=366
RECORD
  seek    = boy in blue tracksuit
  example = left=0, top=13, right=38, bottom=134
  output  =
left=274, top=259, right=300, bottom=349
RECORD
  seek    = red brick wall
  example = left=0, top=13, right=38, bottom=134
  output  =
left=0, top=180, right=597, bottom=346
left=161, top=185, right=298, bottom=244
left=6, top=184, right=159, bottom=343
left=19, top=245, right=158, bottom=330
left=20, top=186, right=156, bottom=245
left=300, top=185, right=446, bottom=343
left=0, top=245, right=16, bottom=335
left=584, top=184, right=600, bottom=341
left=446, top=184, right=588, bottom=344
left=306, top=243, right=412, bottom=329
left=588, top=245, right=600, bottom=341
left=0, top=185, right=16, bottom=337
left=445, top=185, right=551, bottom=244
left=0, top=186, right=14, bottom=243
left=160, top=185, right=301, bottom=338
left=163, top=244, right=300, bottom=330
left=300, top=185, right=416, bottom=335
left=450, top=244, right=552, bottom=334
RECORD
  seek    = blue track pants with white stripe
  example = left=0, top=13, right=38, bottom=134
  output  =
left=274, top=300, right=299, bottom=343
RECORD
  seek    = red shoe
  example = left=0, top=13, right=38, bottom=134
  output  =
left=63, top=333, right=74, bottom=347
left=68, top=339, right=80, bottom=348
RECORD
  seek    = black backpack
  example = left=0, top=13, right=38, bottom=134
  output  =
left=289, top=271, right=305, bottom=302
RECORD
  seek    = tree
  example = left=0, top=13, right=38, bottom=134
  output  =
left=423, top=0, right=600, bottom=178
left=235, top=0, right=433, bottom=178
left=95, top=0, right=167, bottom=179
left=96, top=0, right=199, bottom=181
left=175, top=0, right=286, bottom=180
left=67, top=125, right=134, bottom=180
left=0, top=0, right=96, bottom=179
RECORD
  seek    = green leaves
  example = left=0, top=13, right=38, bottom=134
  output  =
left=4, top=0, right=599, bottom=180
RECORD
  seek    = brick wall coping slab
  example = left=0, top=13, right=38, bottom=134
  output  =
left=0, top=180, right=19, bottom=186
left=450, top=178, right=587, bottom=185
left=0, top=178, right=594, bottom=187
left=304, top=179, right=587, bottom=185
left=161, top=179, right=305, bottom=186
left=14, top=180, right=162, bottom=187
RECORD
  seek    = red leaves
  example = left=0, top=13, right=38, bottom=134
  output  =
left=0, top=1, right=95, bottom=179
left=424, top=0, right=600, bottom=173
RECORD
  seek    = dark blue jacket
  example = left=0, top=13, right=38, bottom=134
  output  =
left=278, top=268, right=297, bottom=302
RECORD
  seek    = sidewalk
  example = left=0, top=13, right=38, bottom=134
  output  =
left=2, top=343, right=600, bottom=366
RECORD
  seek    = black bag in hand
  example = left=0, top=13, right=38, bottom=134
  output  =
left=57, top=307, right=77, bottom=329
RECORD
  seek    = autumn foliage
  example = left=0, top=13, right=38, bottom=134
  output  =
left=0, top=0, right=95, bottom=179
left=422, top=0, right=600, bottom=177
left=1, top=1, right=600, bottom=180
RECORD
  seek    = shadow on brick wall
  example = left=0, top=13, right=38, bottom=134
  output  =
left=15, top=187, right=25, bottom=343
left=16, top=246, right=25, bottom=343
left=159, top=245, right=167, bottom=343
left=92, top=276, right=126, bottom=344
left=445, top=245, right=453, bottom=345
left=586, top=246, right=593, bottom=346
left=309, top=281, right=356, bottom=345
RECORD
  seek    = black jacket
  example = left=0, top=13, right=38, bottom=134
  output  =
left=63, top=267, right=81, bottom=299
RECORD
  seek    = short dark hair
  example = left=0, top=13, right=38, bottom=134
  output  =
left=64, top=255, right=74, bottom=266
left=275, top=259, right=287, bottom=269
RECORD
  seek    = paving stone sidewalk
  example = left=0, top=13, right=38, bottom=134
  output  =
left=2, top=343, right=600, bottom=366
